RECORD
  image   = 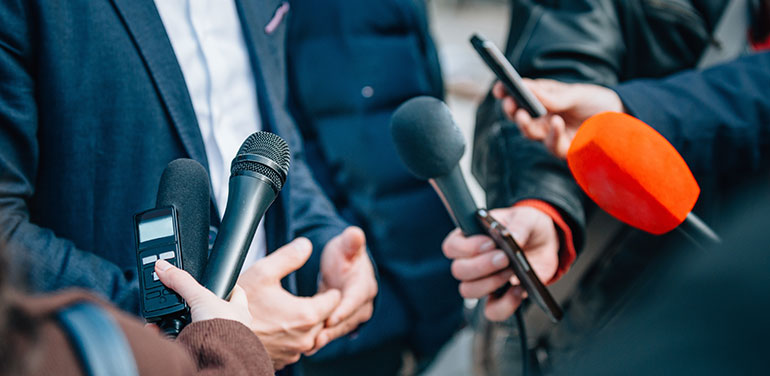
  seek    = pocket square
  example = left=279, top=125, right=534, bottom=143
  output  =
left=265, top=2, right=290, bottom=34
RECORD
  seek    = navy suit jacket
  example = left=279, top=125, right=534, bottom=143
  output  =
left=0, top=0, right=348, bottom=314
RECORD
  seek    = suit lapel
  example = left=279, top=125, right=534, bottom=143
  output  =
left=234, top=1, right=293, bottom=282
left=234, top=0, right=286, bottom=133
left=109, top=0, right=209, bottom=167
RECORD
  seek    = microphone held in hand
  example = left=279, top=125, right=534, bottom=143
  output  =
left=201, top=131, right=291, bottom=299
left=135, top=158, right=211, bottom=337
left=567, top=112, right=720, bottom=247
left=156, top=159, right=211, bottom=282
left=391, top=96, right=562, bottom=322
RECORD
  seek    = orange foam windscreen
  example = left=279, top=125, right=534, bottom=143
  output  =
left=566, top=112, right=700, bottom=234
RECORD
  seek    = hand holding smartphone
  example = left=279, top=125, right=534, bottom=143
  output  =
left=470, top=33, right=546, bottom=118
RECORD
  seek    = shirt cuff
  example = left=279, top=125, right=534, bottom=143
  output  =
left=513, top=199, right=577, bottom=284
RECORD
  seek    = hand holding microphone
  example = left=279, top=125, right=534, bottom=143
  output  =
left=442, top=206, right=560, bottom=321
left=391, top=96, right=563, bottom=322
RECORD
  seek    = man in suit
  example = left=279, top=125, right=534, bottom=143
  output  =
left=0, top=0, right=376, bottom=370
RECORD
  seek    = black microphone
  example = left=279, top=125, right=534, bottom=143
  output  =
left=135, top=158, right=210, bottom=337
left=201, top=131, right=291, bottom=299
left=156, top=159, right=211, bottom=282
left=391, top=96, right=562, bottom=322
left=390, top=96, right=483, bottom=235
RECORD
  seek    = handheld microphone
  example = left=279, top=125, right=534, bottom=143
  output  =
left=135, top=158, right=210, bottom=337
left=566, top=112, right=721, bottom=248
left=156, top=159, right=211, bottom=282
left=201, top=131, right=291, bottom=299
left=391, top=96, right=562, bottom=322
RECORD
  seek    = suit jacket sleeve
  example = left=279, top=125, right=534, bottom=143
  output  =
left=285, top=136, right=349, bottom=296
left=0, top=0, right=139, bottom=310
left=614, top=51, right=770, bottom=177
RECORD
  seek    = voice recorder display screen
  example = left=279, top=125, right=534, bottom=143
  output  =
left=138, top=215, right=174, bottom=243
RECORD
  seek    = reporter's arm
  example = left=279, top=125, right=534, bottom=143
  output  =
left=614, top=52, right=770, bottom=176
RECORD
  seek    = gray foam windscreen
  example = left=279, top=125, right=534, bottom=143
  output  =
left=156, top=159, right=211, bottom=282
left=390, top=96, right=466, bottom=180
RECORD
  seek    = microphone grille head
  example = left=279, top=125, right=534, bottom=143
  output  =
left=231, top=131, right=291, bottom=192
left=390, top=96, right=465, bottom=180
left=567, top=112, right=700, bottom=234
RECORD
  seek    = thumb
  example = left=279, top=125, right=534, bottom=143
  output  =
left=550, top=115, right=571, bottom=159
left=544, top=114, right=569, bottom=159
left=528, top=79, right=579, bottom=113
left=155, top=259, right=212, bottom=305
left=262, top=237, right=313, bottom=280
left=307, top=288, right=342, bottom=321
left=229, top=284, right=249, bottom=308
left=332, top=227, right=366, bottom=261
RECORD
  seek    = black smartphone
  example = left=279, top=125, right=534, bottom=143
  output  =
left=470, top=33, right=547, bottom=118
left=476, top=209, right=563, bottom=323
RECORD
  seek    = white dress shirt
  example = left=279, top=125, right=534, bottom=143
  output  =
left=154, top=0, right=267, bottom=270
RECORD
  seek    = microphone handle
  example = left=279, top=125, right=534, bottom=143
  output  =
left=430, top=165, right=485, bottom=236
left=202, top=174, right=277, bottom=299
left=677, top=212, right=721, bottom=249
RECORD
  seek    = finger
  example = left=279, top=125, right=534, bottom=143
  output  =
left=550, top=115, right=571, bottom=159
left=155, top=259, right=213, bottom=304
left=458, top=269, right=514, bottom=299
left=514, top=109, right=547, bottom=141
left=528, top=79, right=574, bottom=112
left=338, top=226, right=366, bottom=261
left=145, top=323, right=160, bottom=334
left=309, top=303, right=374, bottom=355
left=306, top=288, right=343, bottom=322
left=259, top=237, right=313, bottom=280
left=451, top=250, right=509, bottom=281
left=229, top=285, right=249, bottom=308
left=492, top=81, right=507, bottom=99
left=327, top=278, right=375, bottom=326
left=485, top=285, right=525, bottom=322
left=488, top=207, right=536, bottom=245
left=502, top=97, right=519, bottom=122
left=442, top=228, right=495, bottom=259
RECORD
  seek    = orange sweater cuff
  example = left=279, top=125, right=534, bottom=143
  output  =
left=513, top=199, right=577, bottom=284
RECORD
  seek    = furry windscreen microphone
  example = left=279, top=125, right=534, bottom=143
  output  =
left=567, top=112, right=700, bottom=234
left=391, top=96, right=564, bottom=323
left=156, top=159, right=211, bottom=281
left=391, top=96, right=466, bottom=180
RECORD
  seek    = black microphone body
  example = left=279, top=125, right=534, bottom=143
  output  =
left=201, top=132, right=291, bottom=299
left=203, top=174, right=277, bottom=298
left=429, top=166, right=485, bottom=236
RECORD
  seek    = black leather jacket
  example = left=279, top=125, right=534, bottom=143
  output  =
left=473, top=0, right=732, bottom=259
left=472, top=0, right=741, bottom=373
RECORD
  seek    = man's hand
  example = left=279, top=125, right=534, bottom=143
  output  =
left=308, top=226, right=377, bottom=354
left=237, top=238, right=342, bottom=370
left=493, top=79, right=625, bottom=158
left=442, top=206, right=559, bottom=321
